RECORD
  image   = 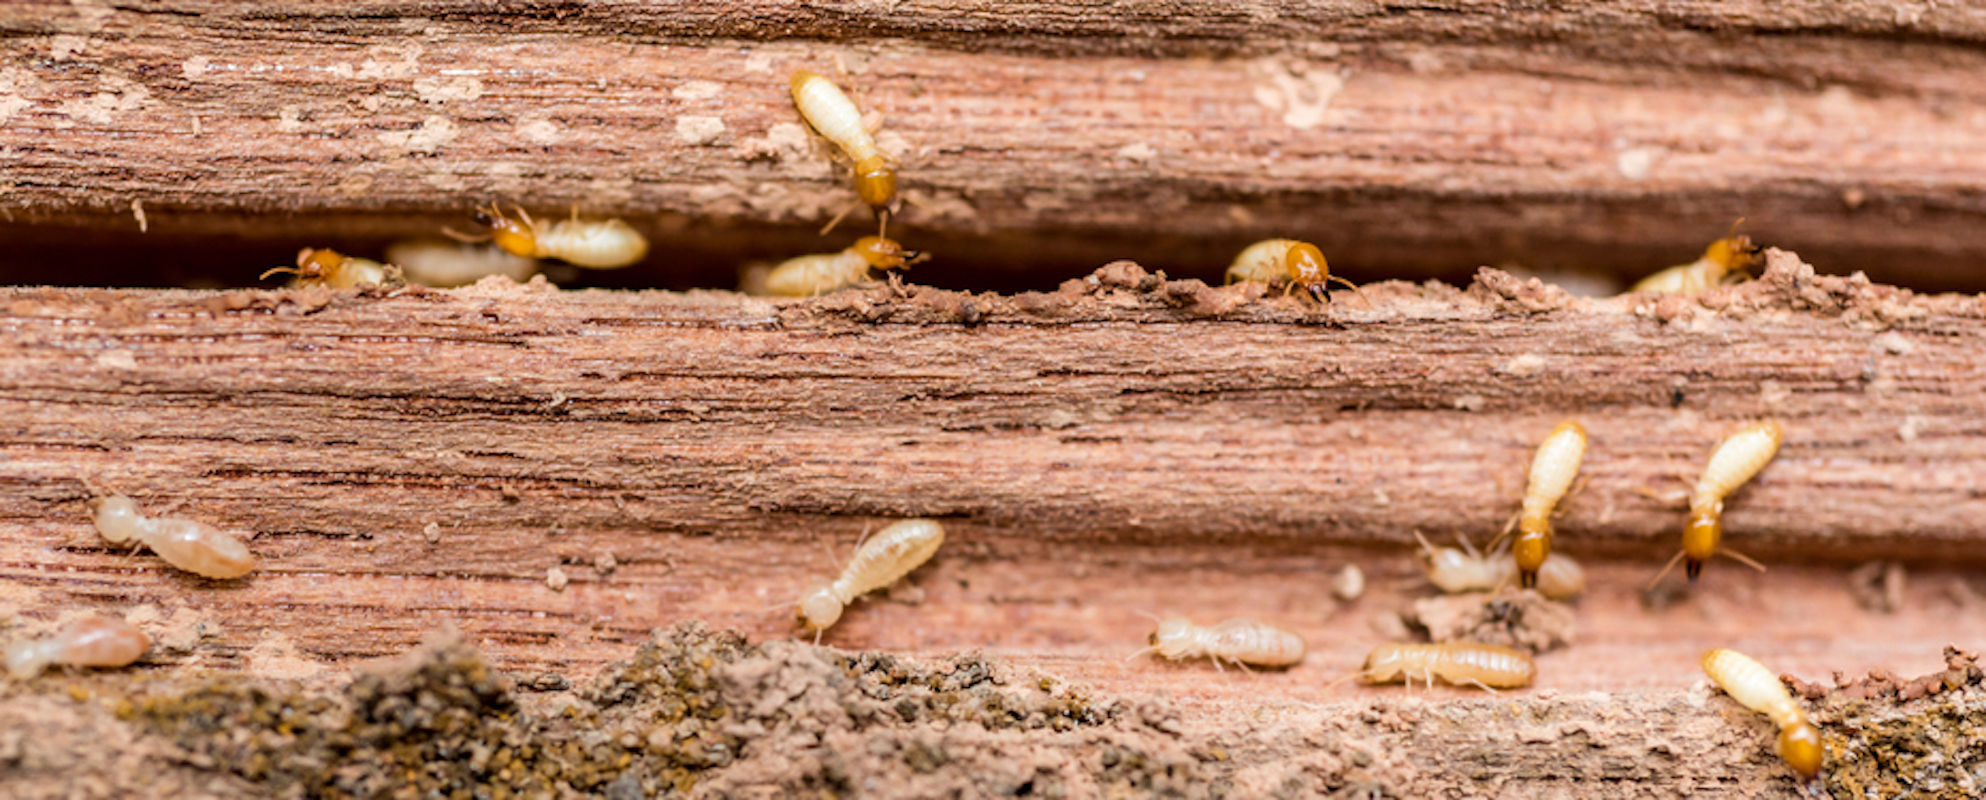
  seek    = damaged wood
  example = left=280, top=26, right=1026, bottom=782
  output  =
left=4, top=2, right=1986, bottom=288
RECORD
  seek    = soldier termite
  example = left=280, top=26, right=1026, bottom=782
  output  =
left=1351, top=642, right=1536, bottom=691
left=796, top=519, right=946, bottom=640
left=1629, top=220, right=1763, bottom=294
left=261, top=248, right=403, bottom=289
left=1223, top=239, right=1369, bottom=305
left=89, top=493, right=256, bottom=579
left=1128, top=617, right=1307, bottom=671
left=1648, top=420, right=1783, bottom=586
left=451, top=204, right=649, bottom=269
left=386, top=239, right=539, bottom=288
left=5, top=616, right=151, bottom=679
left=1701, top=648, right=1825, bottom=783
left=1413, top=531, right=1586, bottom=600
left=761, top=236, right=930, bottom=297
left=791, top=69, right=899, bottom=237
left=1487, top=421, right=1588, bottom=591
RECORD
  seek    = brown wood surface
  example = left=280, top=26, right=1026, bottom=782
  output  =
left=0, top=251, right=1981, bottom=679
left=4, top=1, right=1986, bottom=290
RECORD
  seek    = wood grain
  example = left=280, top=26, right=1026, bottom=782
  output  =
left=0, top=251, right=1981, bottom=682
left=4, top=2, right=1986, bottom=289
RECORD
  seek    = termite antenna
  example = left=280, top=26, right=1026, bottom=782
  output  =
left=1648, top=550, right=1688, bottom=591
left=818, top=200, right=860, bottom=236
left=1321, top=668, right=1367, bottom=691
left=441, top=226, right=490, bottom=244
left=258, top=266, right=301, bottom=281
left=1132, top=609, right=1163, bottom=624
left=1123, top=644, right=1160, bottom=664
left=1721, top=548, right=1768, bottom=573
left=1327, top=275, right=1374, bottom=308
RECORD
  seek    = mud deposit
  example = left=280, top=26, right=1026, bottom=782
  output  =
left=2, top=624, right=1983, bottom=798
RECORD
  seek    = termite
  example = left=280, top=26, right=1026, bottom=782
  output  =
left=1629, top=220, right=1763, bottom=294
left=761, top=236, right=930, bottom=297
left=1701, top=648, right=1824, bottom=782
left=1489, top=421, right=1588, bottom=591
left=791, top=70, right=898, bottom=236
left=1352, top=641, right=1536, bottom=691
left=1413, top=531, right=1586, bottom=600
left=261, top=248, right=402, bottom=289
left=5, top=616, right=151, bottom=679
left=797, top=519, right=946, bottom=639
left=1129, top=617, right=1307, bottom=671
left=89, top=493, right=256, bottom=579
left=386, top=239, right=539, bottom=288
left=451, top=204, right=649, bottom=269
left=1649, top=420, right=1783, bottom=585
left=1223, top=239, right=1369, bottom=305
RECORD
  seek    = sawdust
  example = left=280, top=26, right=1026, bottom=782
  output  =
left=1405, top=590, right=1575, bottom=655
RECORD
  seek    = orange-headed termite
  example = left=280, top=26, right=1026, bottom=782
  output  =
left=1413, top=531, right=1586, bottom=600
left=791, top=70, right=898, bottom=236
left=761, top=236, right=930, bottom=297
left=1353, top=641, right=1536, bottom=691
left=1630, top=220, right=1762, bottom=294
left=386, top=239, right=539, bottom=288
left=261, top=248, right=402, bottom=289
left=1130, top=617, right=1307, bottom=671
left=5, top=616, right=151, bottom=679
left=1489, top=421, right=1588, bottom=590
left=1224, top=239, right=1368, bottom=305
left=453, top=204, right=648, bottom=269
left=90, top=493, right=255, bottom=579
left=1650, top=420, right=1783, bottom=585
left=797, top=519, right=946, bottom=638
left=1701, top=648, right=1824, bottom=782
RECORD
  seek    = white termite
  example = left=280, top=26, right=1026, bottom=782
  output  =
left=90, top=493, right=256, bottom=579
left=1132, top=618, right=1307, bottom=671
left=791, top=69, right=898, bottom=235
left=1413, top=531, right=1586, bottom=600
left=1650, top=420, right=1783, bottom=585
left=5, top=616, right=152, bottom=679
left=457, top=204, right=649, bottom=269
left=1701, top=648, right=1824, bottom=781
left=386, top=239, right=539, bottom=287
left=797, top=519, right=946, bottom=636
left=761, top=235, right=929, bottom=297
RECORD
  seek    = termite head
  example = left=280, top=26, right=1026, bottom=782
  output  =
left=87, top=494, right=142, bottom=543
left=472, top=205, right=540, bottom=258
left=1146, top=618, right=1195, bottom=658
left=1513, top=522, right=1550, bottom=589
left=1703, top=219, right=1762, bottom=279
left=851, top=236, right=929, bottom=271
left=1778, top=720, right=1824, bottom=779
left=1683, top=507, right=1721, bottom=582
left=1357, top=643, right=1409, bottom=683
left=852, top=155, right=897, bottom=210
left=1284, top=242, right=1331, bottom=301
left=261, top=248, right=342, bottom=282
left=797, top=586, right=843, bottom=631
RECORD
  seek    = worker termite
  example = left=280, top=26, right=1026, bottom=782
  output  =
left=89, top=493, right=256, bottom=579
left=1649, top=420, right=1783, bottom=586
left=386, top=239, right=539, bottom=288
left=451, top=204, right=649, bottom=269
left=1488, top=421, right=1588, bottom=591
left=1413, top=531, right=1586, bottom=600
left=797, top=519, right=946, bottom=639
left=1701, top=648, right=1825, bottom=782
left=761, top=236, right=930, bottom=297
left=791, top=70, right=899, bottom=236
left=5, top=616, right=151, bottom=679
left=1629, top=220, right=1763, bottom=294
left=261, top=248, right=403, bottom=289
left=1223, top=239, right=1369, bottom=305
left=1129, top=617, right=1307, bottom=671
left=1351, top=642, right=1536, bottom=691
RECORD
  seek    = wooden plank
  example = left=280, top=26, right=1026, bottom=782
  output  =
left=4, top=2, right=1986, bottom=288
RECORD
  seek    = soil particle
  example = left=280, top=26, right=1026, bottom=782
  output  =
left=1406, top=590, right=1575, bottom=655
left=1804, top=647, right=1986, bottom=800
left=1468, top=267, right=1574, bottom=314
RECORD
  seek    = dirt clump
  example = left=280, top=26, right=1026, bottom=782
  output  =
left=1405, top=590, right=1574, bottom=654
